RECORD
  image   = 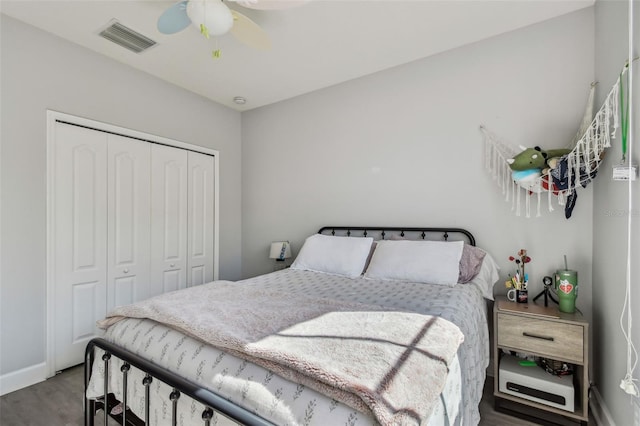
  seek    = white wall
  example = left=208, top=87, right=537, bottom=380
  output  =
left=241, top=7, right=595, bottom=327
left=0, top=15, right=242, bottom=378
left=593, top=1, right=640, bottom=423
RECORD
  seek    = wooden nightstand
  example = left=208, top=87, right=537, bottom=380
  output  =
left=493, top=297, right=589, bottom=425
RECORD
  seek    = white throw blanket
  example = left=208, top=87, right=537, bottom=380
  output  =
left=99, top=280, right=464, bottom=425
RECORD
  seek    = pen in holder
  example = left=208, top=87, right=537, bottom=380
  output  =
left=506, top=272, right=528, bottom=303
left=506, top=249, right=530, bottom=303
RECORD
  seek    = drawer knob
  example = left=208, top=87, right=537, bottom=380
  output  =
left=522, top=332, right=554, bottom=342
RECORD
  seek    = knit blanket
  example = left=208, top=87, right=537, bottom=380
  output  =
left=98, top=280, right=464, bottom=425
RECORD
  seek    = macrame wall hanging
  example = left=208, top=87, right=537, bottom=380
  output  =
left=481, top=69, right=627, bottom=219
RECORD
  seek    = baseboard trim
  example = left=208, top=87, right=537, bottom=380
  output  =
left=0, top=362, right=47, bottom=396
left=590, top=385, right=616, bottom=426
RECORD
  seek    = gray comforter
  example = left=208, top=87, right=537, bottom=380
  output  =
left=233, top=269, right=490, bottom=425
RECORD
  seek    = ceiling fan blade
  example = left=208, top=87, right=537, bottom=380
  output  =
left=230, top=10, right=271, bottom=50
left=233, top=0, right=307, bottom=11
left=157, top=1, right=192, bottom=34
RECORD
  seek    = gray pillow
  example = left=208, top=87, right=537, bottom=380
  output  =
left=458, top=244, right=487, bottom=283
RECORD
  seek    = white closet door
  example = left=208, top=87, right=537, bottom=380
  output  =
left=53, top=123, right=107, bottom=370
left=150, top=144, right=188, bottom=297
left=187, top=152, right=215, bottom=287
left=107, top=135, right=151, bottom=311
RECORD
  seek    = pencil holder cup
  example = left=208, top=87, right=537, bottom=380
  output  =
left=507, top=288, right=528, bottom=303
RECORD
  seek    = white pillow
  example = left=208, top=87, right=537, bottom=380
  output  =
left=290, top=234, right=374, bottom=278
left=468, top=252, right=500, bottom=300
left=364, top=240, right=464, bottom=286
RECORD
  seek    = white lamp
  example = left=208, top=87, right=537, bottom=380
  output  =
left=269, top=241, right=291, bottom=261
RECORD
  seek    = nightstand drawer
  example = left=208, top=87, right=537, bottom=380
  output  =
left=497, top=312, right=584, bottom=363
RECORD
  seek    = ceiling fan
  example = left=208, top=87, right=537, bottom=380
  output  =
left=157, top=0, right=304, bottom=57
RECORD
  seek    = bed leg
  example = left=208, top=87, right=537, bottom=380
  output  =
left=202, top=407, right=214, bottom=426
left=121, top=363, right=130, bottom=426
left=102, top=353, right=111, bottom=426
left=143, top=374, right=153, bottom=424
left=84, top=344, right=96, bottom=426
left=170, top=389, right=181, bottom=426
left=84, top=397, right=96, bottom=426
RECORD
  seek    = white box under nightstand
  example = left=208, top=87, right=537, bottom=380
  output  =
left=499, top=354, right=574, bottom=412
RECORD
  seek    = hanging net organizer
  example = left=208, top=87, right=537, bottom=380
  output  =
left=481, top=70, right=626, bottom=219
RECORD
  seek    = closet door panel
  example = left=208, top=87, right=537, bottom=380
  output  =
left=107, top=135, right=151, bottom=311
left=54, top=123, right=108, bottom=371
left=187, top=151, right=215, bottom=287
left=113, top=277, right=135, bottom=308
left=150, top=144, right=188, bottom=297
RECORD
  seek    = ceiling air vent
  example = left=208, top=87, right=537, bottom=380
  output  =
left=99, top=20, right=156, bottom=54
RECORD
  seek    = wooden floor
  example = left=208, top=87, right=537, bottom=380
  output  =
left=0, top=366, right=542, bottom=426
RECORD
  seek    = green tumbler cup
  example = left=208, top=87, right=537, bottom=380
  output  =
left=555, top=270, right=578, bottom=313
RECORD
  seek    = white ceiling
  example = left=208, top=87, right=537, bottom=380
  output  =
left=1, top=0, right=594, bottom=111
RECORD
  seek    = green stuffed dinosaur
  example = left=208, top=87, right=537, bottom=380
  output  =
left=507, top=146, right=572, bottom=171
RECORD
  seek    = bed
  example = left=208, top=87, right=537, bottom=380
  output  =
left=84, top=226, right=499, bottom=426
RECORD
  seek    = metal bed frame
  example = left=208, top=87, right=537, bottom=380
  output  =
left=84, top=339, right=275, bottom=426
left=84, top=226, right=476, bottom=425
left=317, top=226, right=476, bottom=246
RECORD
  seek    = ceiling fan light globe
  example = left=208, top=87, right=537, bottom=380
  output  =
left=187, top=0, right=234, bottom=36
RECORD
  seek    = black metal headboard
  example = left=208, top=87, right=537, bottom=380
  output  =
left=317, top=226, right=476, bottom=246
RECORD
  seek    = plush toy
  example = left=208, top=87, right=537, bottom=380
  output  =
left=541, top=156, right=562, bottom=175
left=512, top=169, right=541, bottom=183
left=507, top=146, right=546, bottom=171
left=507, top=146, right=572, bottom=171
left=541, top=175, right=560, bottom=195
left=508, top=146, right=572, bottom=192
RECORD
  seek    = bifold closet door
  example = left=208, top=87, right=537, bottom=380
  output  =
left=107, top=135, right=151, bottom=312
left=53, top=123, right=108, bottom=370
left=150, top=144, right=188, bottom=297
left=52, top=120, right=215, bottom=370
left=187, top=151, right=215, bottom=286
